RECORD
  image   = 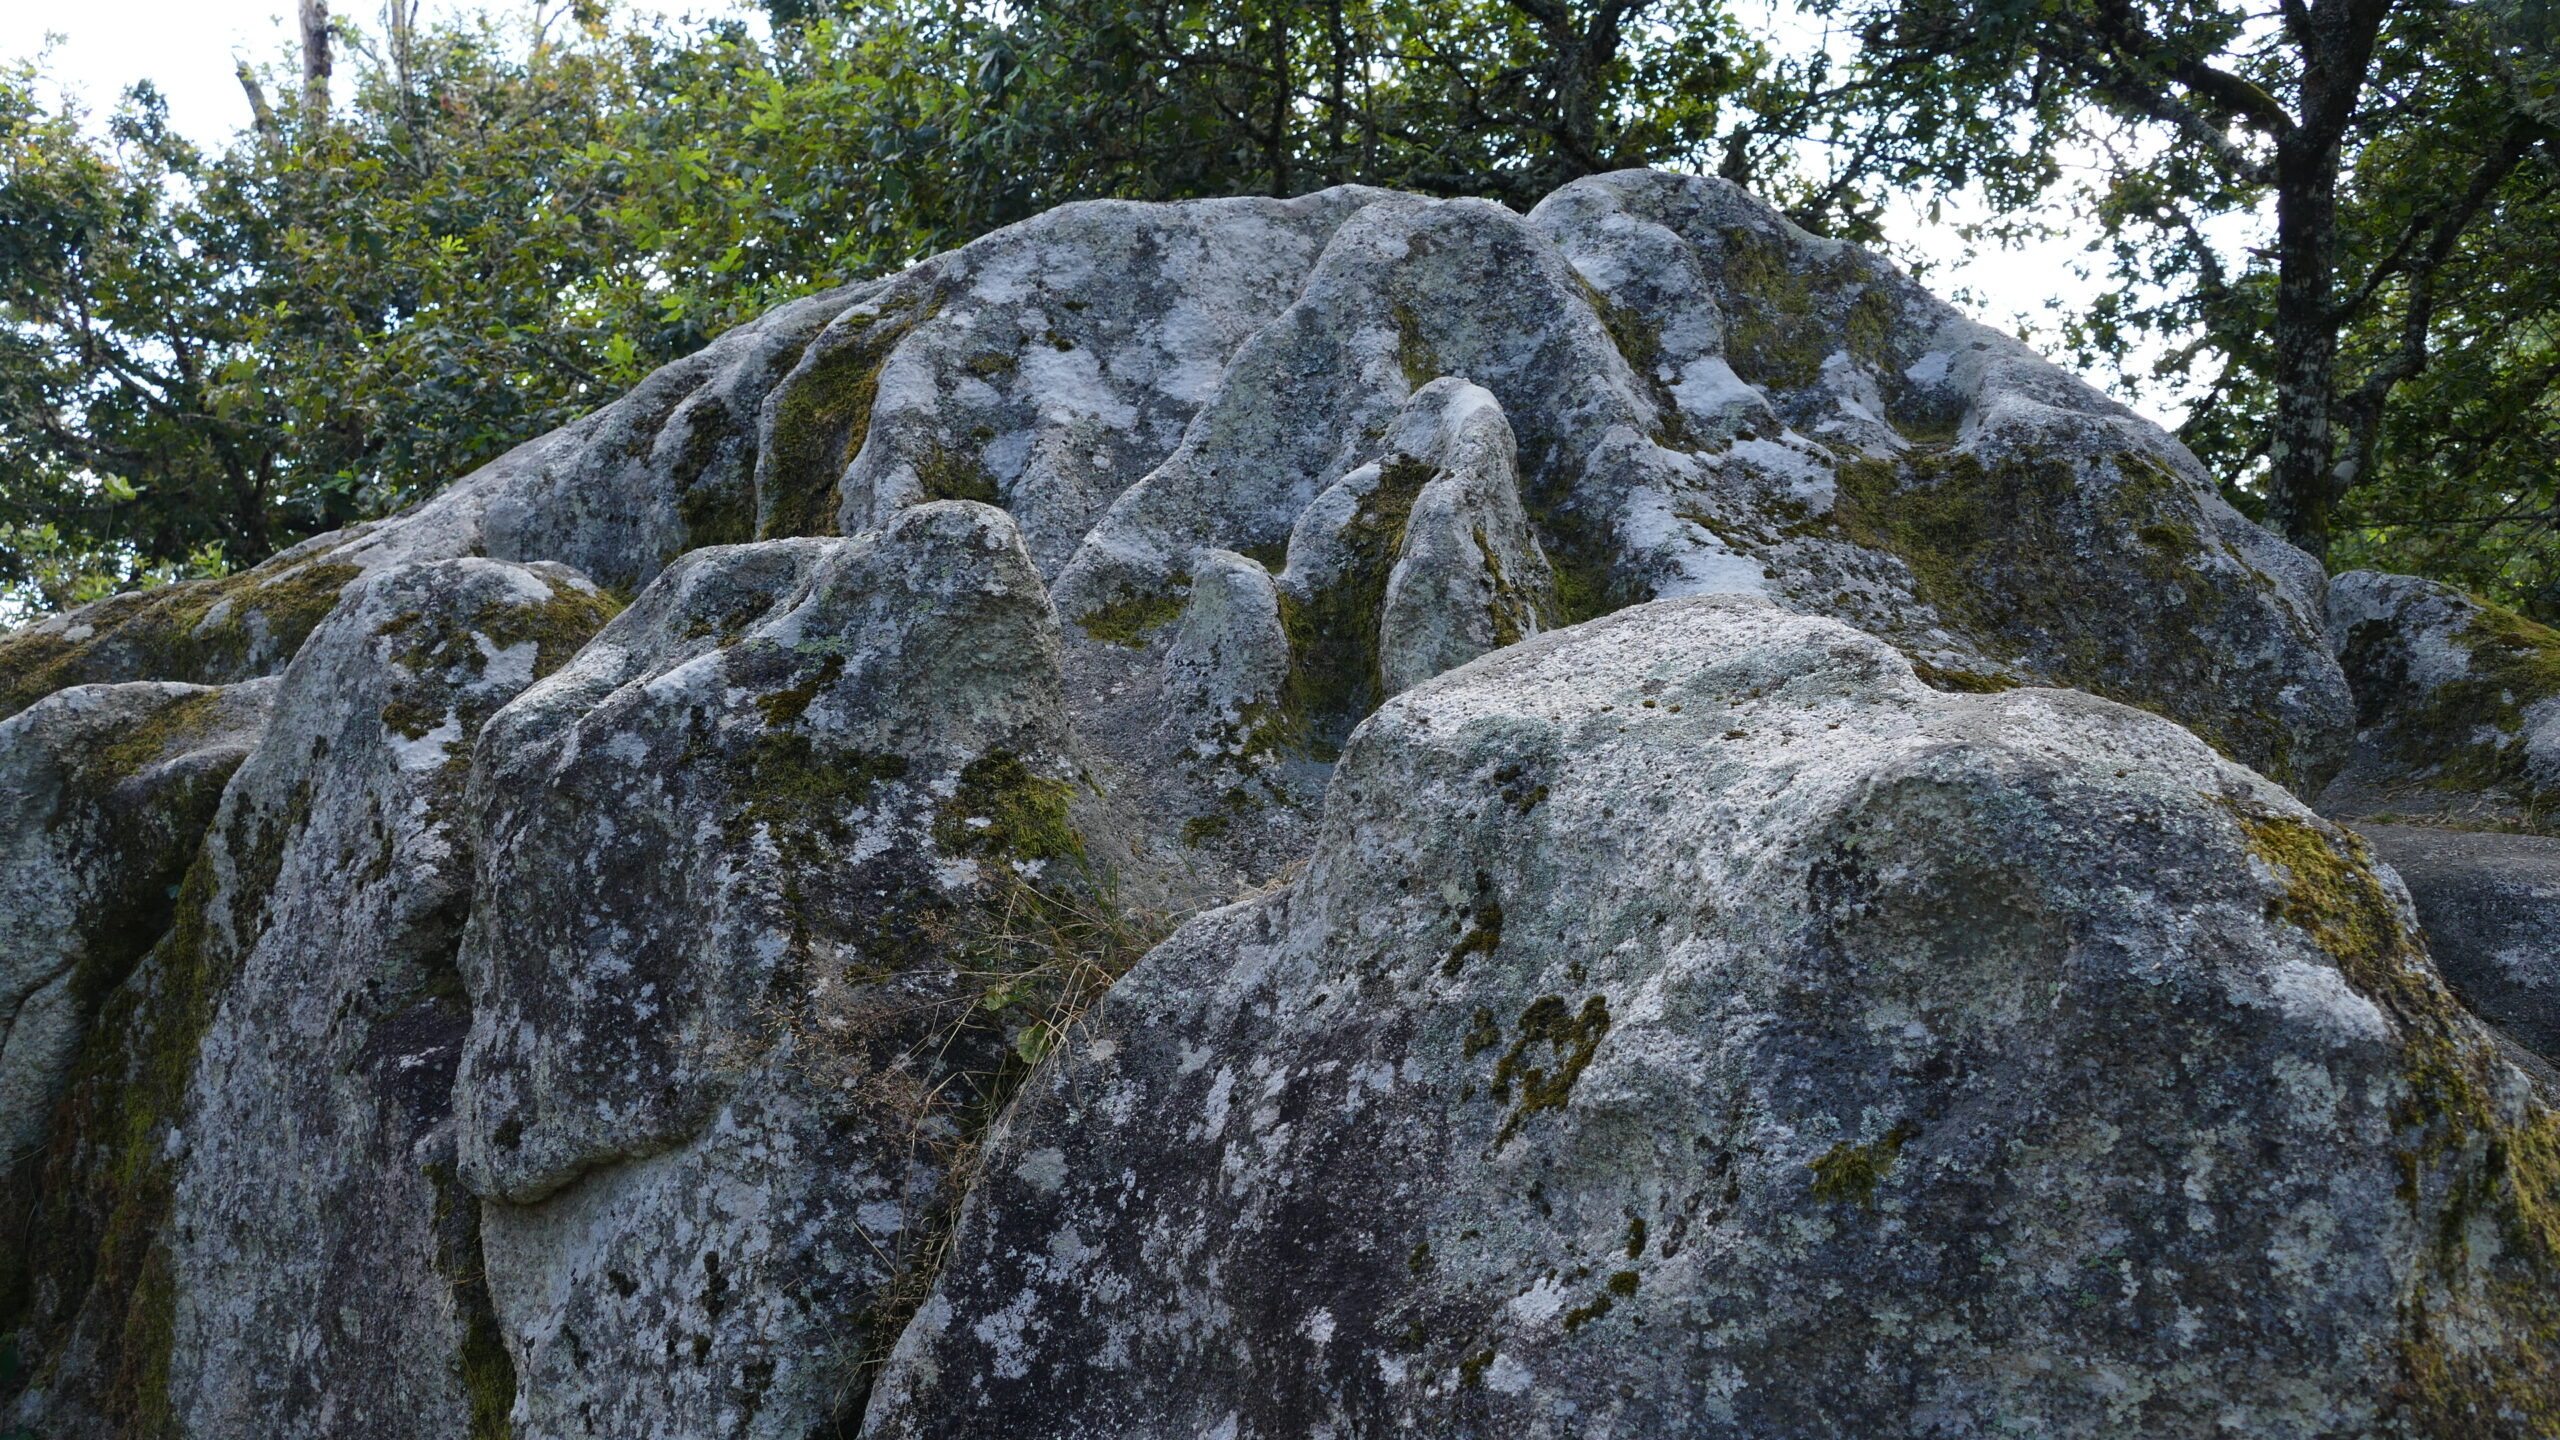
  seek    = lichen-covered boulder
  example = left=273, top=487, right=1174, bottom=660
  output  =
left=454, top=502, right=1092, bottom=1439
left=0, top=545, right=364, bottom=725
left=155, top=559, right=615, bottom=1439
left=0, top=170, right=2402, bottom=1439
left=0, top=679, right=274, bottom=1157
left=814, top=191, right=1385, bottom=572
left=2325, top=569, right=2560, bottom=830
left=2356, top=823, right=2560, bottom=1068
left=865, top=597, right=2560, bottom=1440
left=1529, top=173, right=2345, bottom=788
left=4, top=559, right=615, bottom=1439
left=0, top=172, right=2354, bottom=883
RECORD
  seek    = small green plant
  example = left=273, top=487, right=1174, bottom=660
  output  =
left=756, top=854, right=1177, bottom=1431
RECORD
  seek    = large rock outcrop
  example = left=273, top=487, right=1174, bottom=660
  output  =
left=866, top=598, right=2560, bottom=1439
left=12, top=170, right=2544, bottom=1440
left=2324, top=569, right=2560, bottom=831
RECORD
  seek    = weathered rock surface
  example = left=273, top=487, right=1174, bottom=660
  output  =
left=10, top=170, right=2531, bottom=1440
left=2324, top=569, right=2560, bottom=830
left=867, top=598, right=2560, bottom=1440
left=0, top=679, right=274, bottom=1158
left=158, top=559, right=616, bottom=1439
left=458, top=502, right=1084, bottom=1439
left=2356, top=823, right=2560, bottom=1068
left=5, top=559, right=615, bottom=1437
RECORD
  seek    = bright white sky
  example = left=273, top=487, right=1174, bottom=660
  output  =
left=2, top=0, right=2203, bottom=427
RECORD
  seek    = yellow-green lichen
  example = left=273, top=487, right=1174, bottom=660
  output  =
left=387, top=582, right=620, bottom=690
left=485, top=583, right=624, bottom=682
left=1274, top=456, right=1435, bottom=754
left=933, top=751, right=1082, bottom=866
left=2222, top=799, right=2560, bottom=1433
left=0, top=560, right=362, bottom=724
left=1808, top=1125, right=1913, bottom=1211
left=757, top=296, right=935, bottom=541
left=1393, top=300, right=1441, bottom=390
left=915, top=442, right=1002, bottom=506
left=1440, top=873, right=1503, bottom=978
left=754, top=654, right=845, bottom=728
left=726, top=735, right=910, bottom=853
left=2350, top=598, right=2560, bottom=820
left=1714, top=225, right=1902, bottom=395
left=84, top=691, right=225, bottom=792
left=1828, top=446, right=2296, bottom=782
left=1468, top=524, right=1550, bottom=648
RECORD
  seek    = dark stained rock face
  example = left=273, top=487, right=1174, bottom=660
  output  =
left=457, top=503, right=1085, bottom=1438
left=7, top=173, right=2552, bottom=1440
left=0, top=678, right=274, bottom=1161
left=2356, top=823, right=2560, bottom=1068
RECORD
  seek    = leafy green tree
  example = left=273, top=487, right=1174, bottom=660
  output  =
left=0, top=8, right=977, bottom=615
left=0, top=70, right=246, bottom=608
left=2320, top=1, right=2560, bottom=606
left=1816, top=0, right=2560, bottom=582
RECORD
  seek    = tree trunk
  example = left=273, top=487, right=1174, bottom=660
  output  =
left=2264, top=127, right=2341, bottom=560
left=1327, top=0, right=1349, bottom=182
left=1270, top=2, right=1292, bottom=196
left=236, top=62, right=277, bottom=137
left=299, top=0, right=331, bottom=115
left=2261, top=0, right=2395, bottom=561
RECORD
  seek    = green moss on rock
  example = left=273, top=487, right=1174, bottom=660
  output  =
left=934, top=751, right=1082, bottom=866
left=1808, top=1127, right=1912, bottom=1212
left=1392, top=300, right=1440, bottom=390
left=3, top=765, right=315, bottom=1435
left=0, top=560, right=362, bottom=724
left=672, top=401, right=755, bottom=550
left=2350, top=598, right=2560, bottom=820
left=84, top=693, right=226, bottom=794
left=1829, top=446, right=2298, bottom=782
left=758, top=297, right=934, bottom=541
left=1275, top=455, right=1435, bottom=754
left=915, top=443, right=1002, bottom=506
left=1487, top=993, right=1611, bottom=1147
left=2223, top=799, right=2560, bottom=1434
left=1075, top=574, right=1191, bottom=649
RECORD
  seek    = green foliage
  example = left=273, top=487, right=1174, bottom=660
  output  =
left=1811, top=0, right=2560, bottom=595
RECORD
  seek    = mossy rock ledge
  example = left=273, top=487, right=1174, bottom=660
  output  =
left=3, top=172, right=2554, bottom=1438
